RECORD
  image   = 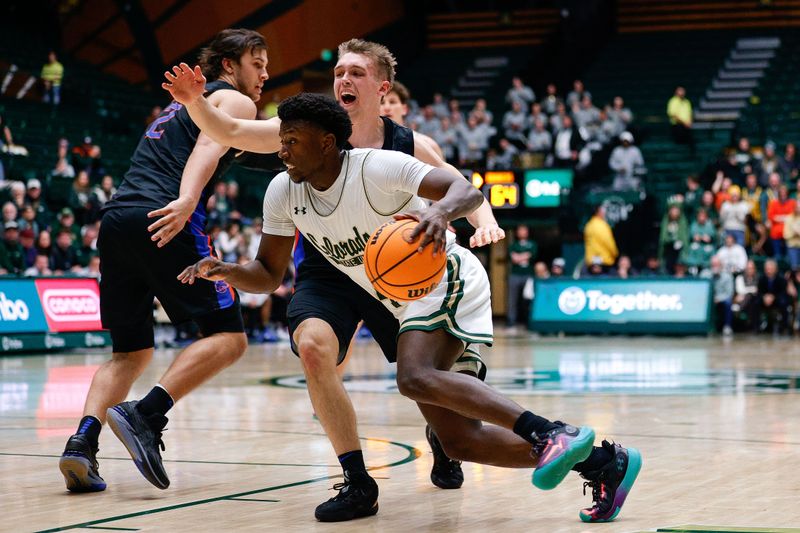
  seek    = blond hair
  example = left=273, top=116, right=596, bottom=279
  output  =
left=337, top=38, right=396, bottom=85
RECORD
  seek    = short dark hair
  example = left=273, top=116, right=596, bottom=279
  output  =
left=198, top=28, right=267, bottom=80
left=278, top=93, right=352, bottom=149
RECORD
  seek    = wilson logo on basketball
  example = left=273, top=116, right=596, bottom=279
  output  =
left=42, top=289, right=100, bottom=322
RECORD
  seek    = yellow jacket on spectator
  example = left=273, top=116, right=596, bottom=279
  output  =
left=783, top=213, right=800, bottom=248
left=667, top=96, right=692, bottom=125
left=41, top=61, right=64, bottom=86
left=742, top=186, right=763, bottom=222
left=584, top=215, right=619, bottom=266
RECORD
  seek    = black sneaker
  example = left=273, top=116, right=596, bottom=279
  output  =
left=579, top=440, right=642, bottom=523
left=425, top=424, right=464, bottom=489
left=59, top=434, right=106, bottom=492
left=314, top=470, right=379, bottom=522
left=106, top=400, right=170, bottom=489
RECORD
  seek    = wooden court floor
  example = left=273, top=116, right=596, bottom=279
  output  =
left=2, top=332, right=800, bottom=532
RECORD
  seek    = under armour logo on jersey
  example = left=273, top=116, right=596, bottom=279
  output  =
left=294, top=206, right=307, bottom=215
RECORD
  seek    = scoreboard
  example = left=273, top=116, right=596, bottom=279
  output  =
left=465, top=169, right=573, bottom=210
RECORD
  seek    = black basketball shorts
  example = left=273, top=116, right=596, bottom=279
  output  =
left=99, top=207, right=243, bottom=352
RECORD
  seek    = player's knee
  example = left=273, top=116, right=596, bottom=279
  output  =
left=110, top=350, right=153, bottom=373
left=436, top=433, right=476, bottom=462
left=297, top=337, right=337, bottom=375
left=396, top=367, right=437, bottom=401
left=216, top=332, right=248, bottom=364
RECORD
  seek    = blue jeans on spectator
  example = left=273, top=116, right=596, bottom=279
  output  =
left=725, top=229, right=745, bottom=247
left=43, top=83, right=61, bottom=105
left=788, top=247, right=800, bottom=270
left=771, top=238, right=787, bottom=261
left=716, top=298, right=733, bottom=330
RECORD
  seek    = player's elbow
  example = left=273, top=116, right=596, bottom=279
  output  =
left=463, top=184, right=484, bottom=211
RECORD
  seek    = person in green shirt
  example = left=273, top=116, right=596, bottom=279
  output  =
left=682, top=208, right=717, bottom=272
left=41, top=51, right=64, bottom=105
left=0, top=221, right=25, bottom=274
left=507, top=224, right=537, bottom=328
left=666, top=86, right=694, bottom=155
left=659, top=204, right=689, bottom=274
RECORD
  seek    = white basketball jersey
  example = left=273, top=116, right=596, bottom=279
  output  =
left=262, top=148, right=456, bottom=316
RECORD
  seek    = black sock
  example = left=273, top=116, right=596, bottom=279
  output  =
left=76, top=415, right=101, bottom=447
left=136, top=385, right=174, bottom=417
left=513, top=411, right=559, bottom=443
left=338, top=450, right=367, bottom=475
left=572, top=445, right=614, bottom=474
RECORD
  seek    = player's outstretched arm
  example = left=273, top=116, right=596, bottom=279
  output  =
left=399, top=168, right=484, bottom=254
left=163, top=63, right=281, bottom=154
left=177, top=233, right=294, bottom=293
left=412, top=133, right=504, bottom=248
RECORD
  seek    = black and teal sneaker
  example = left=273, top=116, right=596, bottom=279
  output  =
left=106, top=401, right=169, bottom=489
left=579, top=440, right=642, bottom=523
left=59, top=434, right=106, bottom=492
left=531, top=422, right=595, bottom=490
left=315, top=470, right=379, bottom=522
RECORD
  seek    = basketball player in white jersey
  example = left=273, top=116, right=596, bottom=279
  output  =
left=165, top=79, right=641, bottom=524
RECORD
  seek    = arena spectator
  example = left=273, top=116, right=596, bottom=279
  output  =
left=1, top=202, right=18, bottom=227
left=50, top=228, right=80, bottom=274
left=566, top=79, right=591, bottom=108
left=469, top=99, right=493, bottom=126
left=18, top=205, right=40, bottom=236
left=540, top=83, right=562, bottom=115
left=24, top=254, right=53, bottom=277
left=716, top=233, right=748, bottom=275
left=659, top=204, right=688, bottom=274
left=71, top=137, right=103, bottom=179
left=733, top=260, right=759, bottom=331
left=584, top=204, right=618, bottom=268
left=710, top=255, right=734, bottom=336
left=487, top=139, right=518, bottom=170
left=25, top=178, right=50, bottom=229
left=457, top=115, right=494, bottom=167
left=760, top=141, right=786, bottom=182
left=573, top=95, right=601, bottom=131
left=607, top=96, right=633, bottom=131
left=553, top=115, right=583, bottom=168
left=609, top=131, right=644, bottom=191
left=506, top=76, right=535, bottom=107
left=41, top=51, right=64, bottom=105
left=8, top=181, right=26, bottom=212
left=81, top=255, right=101, bottom=278
left=782, top=201, right=800, bottom=270
left=712, top=172, right=733, bottom=210
left=51, top=138, right=75, bottom=179
left=733, top=137, right=756, bottom=179
left=92, top=174, right=117, bottom=208
left=35, top=230, right=52, bottom=260
left=550, top=257, right=566, bottom=277
left=641, top=255, right=665, bottom=276
left=216, top=220, right=245, bottom=263
left=682, top=175, right=703, bottom=221
left=766, top=185, right=795, bottom=260
left=742, top=173, right=764, bottom=251
left=431, top=116, right=457, bottom=164
left=75, top=225, right=98, bottom=268
left=53, top=208, right=81, bottom=242
left=69, top=170, right=100, bottom=225
left=719, top=185, right=750, bottom=246
left=700, top=190, right=719, bottom=225
left=502, top=100, right=528, bottom=149
left=760, top=172, right=781, bottom=222
left=549, top=102, right=569, bottom=133
left=781, top=143, right=799, bottom=180
left=0, top=221, right=24, bottom=274
left=526, top=119, right=552, bottom=156
left=757, top=259, right=790, bottom=333
left=507, top=224, right=536, bottom=329
left=611, top=255, right=636, bottom=279
left=448, top=99, right=465, bottom=125
left=19, top=228, right=36, bottom=268
left=683, top=208, right=716, bottom=271
left=667, top=86, right=694, bottom=154
left=225, top=180, right=242, bottom=221
left=431, top=92, right=448, bottom=119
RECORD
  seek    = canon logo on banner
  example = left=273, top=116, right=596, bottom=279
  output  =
left=42, top=289, right=100, bottom=322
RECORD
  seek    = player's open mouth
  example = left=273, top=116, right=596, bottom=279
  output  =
left=340, top=93, right=356, bottom=105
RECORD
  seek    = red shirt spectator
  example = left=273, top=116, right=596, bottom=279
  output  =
left=767, top=187, right=796, bottom=239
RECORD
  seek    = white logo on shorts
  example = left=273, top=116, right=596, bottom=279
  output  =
left=558, top=287, right=587, bottom=315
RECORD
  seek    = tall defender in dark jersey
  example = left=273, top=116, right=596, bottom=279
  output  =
left=58, top=29, right=280, bottom=493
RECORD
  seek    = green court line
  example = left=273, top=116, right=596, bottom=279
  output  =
left=83, top=527, right=139, bottom=531
left=0, top=452, right=337, bottom=469
left=35, top=436, right=420, bottom=532
left=226, top=498, right=280, bottom=503
left=658, top=526, right=800, bottom=533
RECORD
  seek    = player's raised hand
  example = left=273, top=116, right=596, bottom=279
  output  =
left=177, top=257, right=231, bottom=284
left=395, top=205, right=449, bottom=256
left=147, top=196, right=194, bottom=247
left=162, top=63, right=206, bottom=105
left=469, top=223, right=505, bottom=248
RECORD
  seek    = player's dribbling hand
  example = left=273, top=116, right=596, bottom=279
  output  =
left=469, top=223, right=505, bottom=248
left=395, top=207, right=449, bottom=255
left=147, top=196, right=194, bottom=247
left=177, top=257, right=230, bottom=284
left=162, top=63, right=206, bottom=105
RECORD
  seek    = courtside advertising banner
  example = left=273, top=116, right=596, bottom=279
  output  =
left=532, top=278, right=713, bottom=334
left=34, top=278, right=103, bottom=332
left=0, top=279, right=49, bottom=333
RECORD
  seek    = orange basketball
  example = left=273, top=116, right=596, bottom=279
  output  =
left=364, top=219, right=447, bottom=301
